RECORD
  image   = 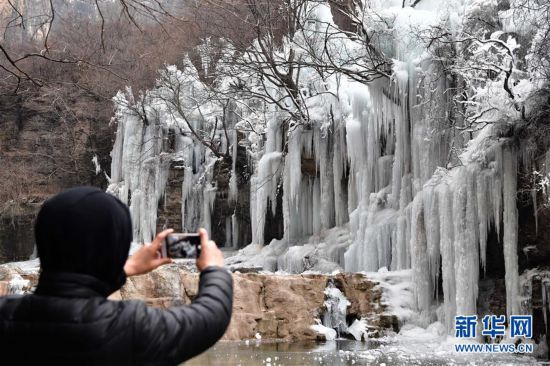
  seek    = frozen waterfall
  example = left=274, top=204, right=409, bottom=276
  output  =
left=106, top=0, right=537, bottom=336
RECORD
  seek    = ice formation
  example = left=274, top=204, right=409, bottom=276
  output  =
left=520, top=269, right=550, bottom=334
left=91, top=155, right=101, bottom=175
left=347, top=318, right=369, bottom=341
left=7, top=274, right=30, bottom=295
left=108, top=88, right=171, bottom=245
left=310, top=322, right=337, bottom=341
left=318, top=281, right=370, bottom=341
left=323, top=281, right=351, bottom=337
left=107, top=0, right=543, bottom=335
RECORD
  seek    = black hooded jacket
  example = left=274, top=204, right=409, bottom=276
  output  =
left=0, top=187, right=233, bottom=365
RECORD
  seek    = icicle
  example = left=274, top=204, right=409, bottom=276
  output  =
left=545, top=151, right=550, bottom=203
left=345, top=91, right=368, bottom=206
left=502, top=145, right=520, bottom=318
left=181, top=166, right=195, bottom=230
left=109, top=115, right=125, bottom=185
left=229, top=130, right=239, bottom=202
left=492, top=146, right=504, bottom=238
left=366, top=117, right=380, bottom=195
left=333, top=126, right=349, bottom=226
left=395, top=174, right=414, bottom=270
left=453, top=168, right=478, bottom=317
left=410, top=192, right=431, bottom=314
left=476, top=171, right=489, bottom=271
left=225, top=217, right=232, bottom=247
left=519, top=271, right=533, bottom=316
left=107, top=95, right=175, bottom=245
left=251, top=152, right=283, bottom=245
left=282, top=156, right=292, bottom=242
left=466, top=166, right=480, bottom=307
left=347, top=171, right=358, bottom=215
left=392, top=215, right=408, bottom=270
left=437, top=182, right=456, bottom=332
left=288, top=126, right=303, bottom=206
left=390, top=107, right=405, bottom=209
left=250, top=176, right=259, bottom=244
left=423, top=185, right=440, bottom=296
left=319, top=131, right=335, bottom=229
left=202, top=183, right=217, bottom=235
left=378, top=155, right=394, bottom=190
left=312, top=176, right=321, bottom=234
left=532, top=186, right=538, bottom=235
left=231, top=213, right=239, bottom=249
left=344, top=190, right=396, bottom=272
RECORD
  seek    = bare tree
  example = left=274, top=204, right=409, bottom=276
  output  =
left=0, top=0, right=192, bottom=94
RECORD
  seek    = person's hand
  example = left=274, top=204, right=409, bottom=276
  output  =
left=196, top=228, right=224, bottom=271
left=124, top=229, right=173, bottom=277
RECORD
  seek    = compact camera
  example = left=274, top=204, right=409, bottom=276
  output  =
left=161, top=233, right=201, bottom=259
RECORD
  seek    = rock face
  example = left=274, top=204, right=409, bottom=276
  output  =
left=0, top=261, right=394, bottom=341
left=120, top=264, right=394, bottom=341
left=0, top=94, right=114, bottom=263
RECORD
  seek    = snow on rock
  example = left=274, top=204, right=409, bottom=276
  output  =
left=366, top=268, right=417, bottom=324
left=310, top=322, right=337, bottom=341
left=0, top=259, right=39, bottom=295
left=7, top=274, right=30, bottom=295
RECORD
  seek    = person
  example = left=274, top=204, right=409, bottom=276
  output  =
left=0, top=187, right=233, bottom=365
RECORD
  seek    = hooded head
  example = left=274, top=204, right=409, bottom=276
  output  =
left=35, top=187, right=133, bottom=296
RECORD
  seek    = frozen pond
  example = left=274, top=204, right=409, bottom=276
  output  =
left=186, top=340, right=386, bottom=366
left=185, top=339, right=542, bottom=366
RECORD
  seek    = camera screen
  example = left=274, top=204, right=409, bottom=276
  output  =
left=165, top=234, right=201, bottom=259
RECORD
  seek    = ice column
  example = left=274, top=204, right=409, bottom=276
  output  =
left=437, top=183, right=456, bottom=331
left=410, top=192, right=432, bottom=314
left=452, top=167, right=479, bottom=318
left=108, top=96, right=170, bottom=244
left=502, top=146, right=520, bottom=317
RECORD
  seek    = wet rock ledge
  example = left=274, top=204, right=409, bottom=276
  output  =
left=0, top=261, right=398, bottom=341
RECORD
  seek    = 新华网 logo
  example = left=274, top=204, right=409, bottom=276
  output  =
left=454, top=314, right=533, bottom=353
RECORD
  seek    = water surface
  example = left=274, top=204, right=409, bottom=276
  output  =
left=185, top=339, right=543, bottom=366
left=186, top=340, right=442, bottom=366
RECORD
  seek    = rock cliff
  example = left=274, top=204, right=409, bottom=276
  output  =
left=0, top=94, right=114, bottom=263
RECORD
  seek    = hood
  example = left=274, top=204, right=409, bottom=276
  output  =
left=35, top=187, right=133, bottom=296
